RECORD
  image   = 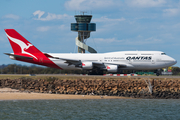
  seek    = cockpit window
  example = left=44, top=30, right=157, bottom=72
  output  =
left=161, top=53, right=166, bottom=55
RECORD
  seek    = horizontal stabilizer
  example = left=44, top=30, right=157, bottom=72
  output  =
left=4, top=53, right=33, bottom=59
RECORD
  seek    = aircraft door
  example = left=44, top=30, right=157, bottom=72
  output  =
left=128, top=59, right=133, bottom=64
left=151, top=57, right=155, bottom=64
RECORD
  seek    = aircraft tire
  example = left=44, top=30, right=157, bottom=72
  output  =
left=88, top=70, right=103, bottom=75
left=156, top=73, right=160, bottom=76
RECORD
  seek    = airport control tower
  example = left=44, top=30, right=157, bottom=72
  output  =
left=71, top=12, right=97, bottom=53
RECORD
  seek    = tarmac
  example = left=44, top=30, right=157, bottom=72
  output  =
left=0, top=74, right=180, bottom=78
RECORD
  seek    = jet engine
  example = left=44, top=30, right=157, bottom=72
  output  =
left=106, top=65, right=118, bottom=73
left=81, top=62, right=93, bottom=69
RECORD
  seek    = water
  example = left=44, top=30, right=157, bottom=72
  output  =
left=0, top=99, right=180, bottom=120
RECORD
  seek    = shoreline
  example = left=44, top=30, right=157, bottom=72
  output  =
left=1, top=78, right=180, bottom=99
left=0, top=93, right=130, bottom=100
left=0, top=88, right=130, bottom=100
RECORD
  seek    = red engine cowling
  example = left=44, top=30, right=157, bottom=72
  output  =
left=82, top=62, right=93, bottom=69
left=106, top=65, right=118, bottom=73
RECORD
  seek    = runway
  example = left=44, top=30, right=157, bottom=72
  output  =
left=31, top=74, right=180, bottom=78
left=0, top=74, right=180, bottom=79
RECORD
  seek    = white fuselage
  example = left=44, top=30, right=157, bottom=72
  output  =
left=5, top=29, right=177, bottom=73
left=48, top=51, right=177, bottom=70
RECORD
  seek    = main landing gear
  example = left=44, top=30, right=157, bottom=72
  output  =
left=156, top=69, right=161, bottom=76
left=88, top=68, right=104, bottom=75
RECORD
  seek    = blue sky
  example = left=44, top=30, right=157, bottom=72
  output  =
left=0, top=0, right=180, bottom=67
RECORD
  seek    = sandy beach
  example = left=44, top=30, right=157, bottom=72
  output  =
left=0, top=88, right=128, bottom=100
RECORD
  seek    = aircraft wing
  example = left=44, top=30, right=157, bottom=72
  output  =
left=58, top=58, right=106, bottom=68
left=43, top=53, right=81, bottom=66
left=58, top=57, right=81, bottom=66
left=44, top=53, right=128, bottom=68
left=4, top=53, right=33, bottom=59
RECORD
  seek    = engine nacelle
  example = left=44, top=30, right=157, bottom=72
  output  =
left=106, top=65, right=118, bottom=73
left=82, top=62, right=93, bottom=70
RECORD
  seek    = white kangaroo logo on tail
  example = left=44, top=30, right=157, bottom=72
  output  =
left=6, top=34, right=38, bottom=59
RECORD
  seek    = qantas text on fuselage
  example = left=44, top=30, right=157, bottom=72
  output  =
left=126, top=56, right=152, bottom=60
left=4, top=29, right=177, bottom=75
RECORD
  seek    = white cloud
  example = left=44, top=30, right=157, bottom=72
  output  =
left=163, top=8, right=180, bottom=16
left=58, top=25, right=66, bottom=30
left=127, top=0, right=166, bottom=7
left=36, top=26, right=51, bottom=32
left=2, top=14, right=19, bottom=20
left=33, top=10, right=45, bottom=19
left=94, top=38, right=119, bottom=43
left=94, top=37, right=162, bottom=45
left=144, top=37, right=162, bottom=42
left=36, top=25, right=69, bottom=32
left=65, top=0, right=118, bottom=11
left=172, top=23, right=180, bottom=28
left=131, top=37, right=162, bottom=45
left=33, top=10, right=72, bottom=21
left=92, top=16, right=125, bottom=22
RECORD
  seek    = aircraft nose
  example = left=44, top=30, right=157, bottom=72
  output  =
left=173, top=59, right=177, bottom=64
left=170, top=57, right=177, bottom=65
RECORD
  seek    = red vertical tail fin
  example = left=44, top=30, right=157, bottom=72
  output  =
left=5, top=29, right=43, bottom=59
left=5, top=29, right=42, bottom=54
left=5, top=29, right=62, bottom=69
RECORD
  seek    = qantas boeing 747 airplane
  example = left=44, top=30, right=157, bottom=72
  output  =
left=4, top=29, right=177, bottom=75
